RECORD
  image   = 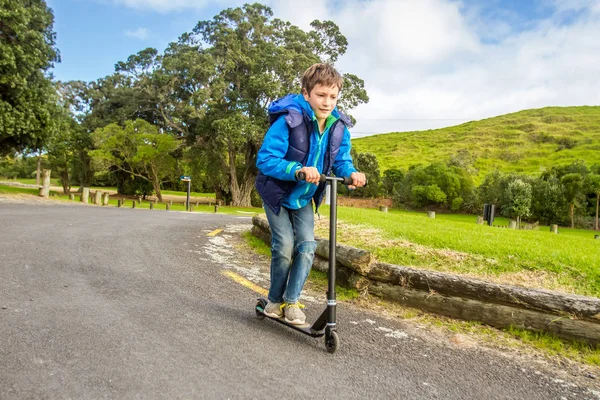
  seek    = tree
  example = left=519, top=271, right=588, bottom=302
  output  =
left=586, top=174, right=600, bottom=230
left=90, top=119, right=178, bottom=201
left=0, top=0, right=60, bottom=155
left=561, top=173, right=584, bottom=228
left=349, top=149, right=380, bottom=197
left=382, top=168, right=404, bottom=198
left=503, top=178, right=532, bottom=226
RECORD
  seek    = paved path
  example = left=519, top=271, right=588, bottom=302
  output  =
left=0, top=203, right=598, bottom=399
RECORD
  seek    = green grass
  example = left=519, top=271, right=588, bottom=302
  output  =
left=0, top=178, right=62, bottom=186
left=353, top=106, right=600, bottom=182
left=315, top=205, right=600, bottom=298
left=505, top=326, right=600, bottom=365
left=0, top=185, right=50, bottom=195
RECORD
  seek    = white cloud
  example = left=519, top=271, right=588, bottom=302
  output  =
left=125, top=27, right=151, bottom=40
left=265, top=0, right=600, bottom=137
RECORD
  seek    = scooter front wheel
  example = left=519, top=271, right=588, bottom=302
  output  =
left=325, top=330, right=339, bottom=353
left=255, top=298, right=267, bottom=319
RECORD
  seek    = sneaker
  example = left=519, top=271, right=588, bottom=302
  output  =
left=284, top=302, right=306, bottom=325
left=263, top=301, right=284, bottom=318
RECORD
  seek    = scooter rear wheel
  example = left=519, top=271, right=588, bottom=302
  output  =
left=325, top=330, right=339, bottom=353
left=255, top=298, right=267, bottom=319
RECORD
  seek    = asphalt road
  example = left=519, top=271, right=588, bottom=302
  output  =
left=0, top=202, right=598, bottom=399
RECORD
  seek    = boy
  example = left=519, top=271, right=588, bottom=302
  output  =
left=255, top=63, right=366, bottom=325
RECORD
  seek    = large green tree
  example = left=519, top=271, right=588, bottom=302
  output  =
left=561, top=173, right=584, bottom=228
left=503, top=178, right=532, bottom=226
left=0, top=0, right=59, bottom=155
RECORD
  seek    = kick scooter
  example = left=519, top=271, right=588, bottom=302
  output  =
left=255, top=173, right=354, bottom=353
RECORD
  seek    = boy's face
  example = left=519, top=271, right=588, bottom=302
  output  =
left=302, top=84, right=340, bottom=120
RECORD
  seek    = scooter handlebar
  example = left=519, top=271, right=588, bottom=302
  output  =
left=296, top=172, right=366, bottom=187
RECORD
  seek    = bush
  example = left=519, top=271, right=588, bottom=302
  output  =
left=451, top=197, right=463, bottom=212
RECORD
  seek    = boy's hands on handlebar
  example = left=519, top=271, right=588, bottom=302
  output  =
left=296, top=166, right=321, bottom=184
left=348, top=171, right=367, bottom=189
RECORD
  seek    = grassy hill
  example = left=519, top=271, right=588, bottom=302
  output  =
left=353, top=106, right=600, bottom=182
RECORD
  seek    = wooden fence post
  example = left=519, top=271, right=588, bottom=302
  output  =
left=81, top=187, right=89, bottom=203
left=551, top=224, right=558, bottom=234
left=40, top=169, right=51, bottom=198
left=102, top=193, right=109, bottom=205
left=94, top=191, right=102, bottom=205
left=427, top=211, right=435, bottom=219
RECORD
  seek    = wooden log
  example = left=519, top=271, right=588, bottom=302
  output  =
left=252, top=215, right=271, bottom=232
left=94, top=191, right=102, bottom=205
left=369, top=282, right=600, bottom=346
left=102, top=193, right=109, bottom=205
left=367, top=263, right=600, bottom=322
left=427, top=211, right=435, bottom=219
left=551, top=224, right=558, bottom=234
left=251, top=226, right=271, bottom=246
left=313, top=255, right=369, bottom=291
left=315, top=239, right=373, bottom=275
left=80, top=187, right=89, bottom=203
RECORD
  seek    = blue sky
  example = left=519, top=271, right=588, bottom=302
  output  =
left=46, top=0, right=600, bottom=136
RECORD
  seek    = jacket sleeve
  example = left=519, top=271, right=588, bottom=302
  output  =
left=256, top=116, right=302, bottom=181
left=332, top=126, right=358, bottom=178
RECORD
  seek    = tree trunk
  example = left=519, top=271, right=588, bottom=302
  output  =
left=152, top=177, right=163, bottom=202
left=595, top=193, right=600, bottom=230
left=569, top=203, right=575, bottom=229
left=36, top=152, right=42, bottom=186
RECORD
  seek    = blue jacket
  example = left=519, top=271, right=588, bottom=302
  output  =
left=255, top=94, right=357, bottom=215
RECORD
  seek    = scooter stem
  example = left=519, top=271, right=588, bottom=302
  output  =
left=327, top=178, right=337, bottom=325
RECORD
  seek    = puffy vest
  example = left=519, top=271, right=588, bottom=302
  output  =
left=256, top=108, right=352, bottom=215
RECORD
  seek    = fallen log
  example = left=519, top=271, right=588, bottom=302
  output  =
left=367, top=263, right=600, bottom=322
left=369, top=282, right=600, bottom=346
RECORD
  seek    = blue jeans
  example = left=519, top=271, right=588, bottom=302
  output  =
left=264, top=202, right=317, bottom=304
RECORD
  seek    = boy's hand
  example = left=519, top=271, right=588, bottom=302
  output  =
left=348, top=172, right=366, bottom=189
left=296, top=166, right=321, bottom=184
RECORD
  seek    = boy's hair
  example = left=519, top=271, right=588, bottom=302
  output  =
left=301, top=63, right=343, bottom=95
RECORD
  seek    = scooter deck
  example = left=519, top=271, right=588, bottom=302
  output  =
left=255, top=304, right=326, bottom=337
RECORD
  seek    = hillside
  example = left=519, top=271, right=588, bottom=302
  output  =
left=353, top=106, right=600, bottom=181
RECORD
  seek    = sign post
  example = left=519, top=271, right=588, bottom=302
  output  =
left=180, top=175, right=191, bottom=211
